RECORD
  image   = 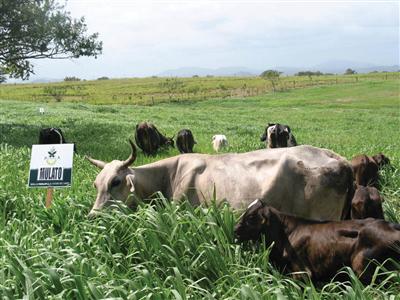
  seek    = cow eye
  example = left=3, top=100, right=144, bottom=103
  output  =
left=111, top=178, right=122, bottom=188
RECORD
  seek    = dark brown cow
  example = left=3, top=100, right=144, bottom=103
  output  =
left=135, top=122, right=174, bottom=155
left=351, top=185, right=384, bottom=220
left=235, top=201, right=400, bottom=283
left=38, top=127, right=77, bottom=152
left=176, top=129, right=196, bottom=153
left=351, top=153, right=390, bottom=187
left=260, top=123, right=297, bottom=149
left=39, top=127, right=67, bottom=144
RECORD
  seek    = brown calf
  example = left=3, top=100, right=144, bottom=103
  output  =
left=351, top=153, right=390, bottom=187
left=352, top=185, right=384, bottom=220
left=234, top=200, right=400, bottom=283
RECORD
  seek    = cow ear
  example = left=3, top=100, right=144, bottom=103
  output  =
left=126, top=174, right=136, bottom=193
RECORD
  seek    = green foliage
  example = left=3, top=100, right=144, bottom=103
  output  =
left=97, top=76, right=109, bottom=80
left=345, top=68, right=357, bottom=75
left=0, top=80, right=399, bottom=298
left=0, top=68, right=6, bottom=83
left=295, top=71, right=324, bottom=76
left=159, top=77, right=185, bottom=94
left=260, top=70, right=282, bottom=78
left=43, top=86, right=67, bottom=102
left=0, top=0, right=102, bottom=80
left=64, top=76, right=81, bottom=82
left=260, top=70, right=282, bottom=92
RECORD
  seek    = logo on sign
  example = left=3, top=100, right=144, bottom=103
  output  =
left=45, top=147, right=60, bottom=165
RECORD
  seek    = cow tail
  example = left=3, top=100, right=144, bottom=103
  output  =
left=341, top=166, right=355, bottom=220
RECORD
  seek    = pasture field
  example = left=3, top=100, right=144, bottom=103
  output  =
left=0, top=79, right=400, bottom=299
left=0, top=72, right=398, bottom=105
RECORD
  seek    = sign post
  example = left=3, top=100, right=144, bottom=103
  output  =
left=28, top=144, right=74, bottom=208
left=46, top=188, right=54, bottom=208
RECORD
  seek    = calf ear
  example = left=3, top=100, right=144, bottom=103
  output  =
left=126, top=174, right=136, bottom=193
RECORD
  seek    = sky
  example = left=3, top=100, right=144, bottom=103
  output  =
left=27, top=0, right=399, bottom=80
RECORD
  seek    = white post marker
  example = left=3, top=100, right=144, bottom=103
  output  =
left=28, top=144, right=74, bottom=208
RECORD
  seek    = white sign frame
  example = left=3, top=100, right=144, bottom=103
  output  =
left=28, top=144, right=74, bottom=188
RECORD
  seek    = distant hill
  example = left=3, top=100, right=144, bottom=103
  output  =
left=158, top=66, right=262, bottom=77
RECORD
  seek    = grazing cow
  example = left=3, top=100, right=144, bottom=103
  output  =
left=176, top=129, right=196, bottom=153
left=212, top=135, right=228, bottom=152
left=235, top=201, right=400, bottom=283
left=351, top=185, right=384, bottom=220
left=135, top=122, right=174, bottom=155
left=351, top=153, right=390, bottom=187
left=260, top=123, right=297, bottom=149
left=86, top=142, right=353, bottom=220
left=39, top=127, right=67, bottom=145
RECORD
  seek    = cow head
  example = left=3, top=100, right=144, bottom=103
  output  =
left=269, top=124, right=291, bottom=148
left=235, top=199, right=266, bottom=242
left=165, top=135, right=175, bottom=148
left=86, top=140, right=138, bottom=217
left=351, top=185, right=385, bottom=220
left=372, top=153, right=390, bottom=168
left=234, top=200, right=285, bottom=243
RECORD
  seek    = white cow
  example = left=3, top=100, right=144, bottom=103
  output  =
left=86, top=141, right=354, bottom=220
left=212, top=134, right=228, bottom=152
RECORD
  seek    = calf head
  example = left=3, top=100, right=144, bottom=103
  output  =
left=351, top=185, right=384, bottom=219
left=234, top=200, right=285, bottom=246
left=86, top=140, right=138, bottom=217
left=372, top=153, right=390, bottom=168
left=164, top=136, right=175, bottom=148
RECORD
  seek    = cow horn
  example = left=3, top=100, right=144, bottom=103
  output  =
left=86, top=156, right=106, bottom=169
left=121, top=139, right=137, bottom=169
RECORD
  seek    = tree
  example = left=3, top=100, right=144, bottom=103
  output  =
left=260, top=70, right=282, bottom=92
left=344, top=68, right=356, bottom=75
left=0, top=0, right=102, bottom=80
left=43, top=85, right=67, bottom=102
left=64, top=76, right=81, bottom=81
left=0, top=69, right=6, bottom=83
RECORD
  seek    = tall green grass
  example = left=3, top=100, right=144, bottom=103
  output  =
left=0, top=79, right=399, bottom=298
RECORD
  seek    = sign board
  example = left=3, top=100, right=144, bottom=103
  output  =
left=28, top=144, right=74, bottom=187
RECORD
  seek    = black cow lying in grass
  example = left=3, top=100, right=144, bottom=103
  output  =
left=235, top=200, right=400, bottom=283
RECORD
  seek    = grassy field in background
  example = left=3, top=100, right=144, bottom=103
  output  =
left=0, top=72, right=398, bottom=105
left=0, top=78, right=399, bottom=298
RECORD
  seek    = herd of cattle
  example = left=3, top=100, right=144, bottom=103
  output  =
left=37, top=123, right=398, bottom=284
